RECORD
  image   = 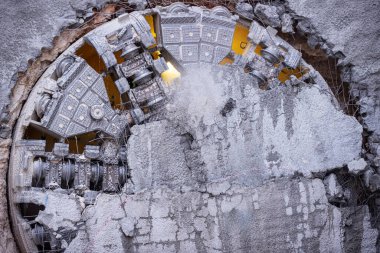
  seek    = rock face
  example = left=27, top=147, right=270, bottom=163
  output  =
left=128, top=65, right=363, bottom=194
left=286, top=0, right=380, bottom=177
left=164, top=66, right=362, bottom=182
left=348, top=158, right=368, bottom=174
left=254, top=3, right=282, bottom=28
left=62, top=66, right=373, bottom=252
left=236, top=1, right=254, bottom=19
left=66, top=179, right=377, bottom=252
left=127, top=121, right=195, bottom=191
left=0, top=1, right=379, bottom=252
left=0, top=0, right=75, bottom=120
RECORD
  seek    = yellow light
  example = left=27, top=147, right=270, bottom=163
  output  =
left=161, top=62, right=181, bottom=85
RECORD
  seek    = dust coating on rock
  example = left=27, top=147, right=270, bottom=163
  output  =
left=1, top=1, right=379, bottom=252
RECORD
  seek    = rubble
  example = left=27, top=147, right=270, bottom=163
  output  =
left=254, top=3, right=281, bottom=28
left=236, top=1, right=254, bottom=19
left=34, top=192, right=83, bottom=232
left=281, top=13, right=294, bottom=33
left=347, top=158, right=368, bottom=174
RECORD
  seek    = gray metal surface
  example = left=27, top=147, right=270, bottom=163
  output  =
left=16, top=139, right=128, bottom=193
left=32, top=57, right=126, bottom=138
left=157, top=5, right=238, bottom=64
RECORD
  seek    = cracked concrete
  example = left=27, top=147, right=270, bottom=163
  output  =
left=64, top=178, right=377, bottom=252
left=1, top=0, right=379, bottom=252
left=284, top=0, right=380, bottom=176
left=127, top=121, right=194, bottom=191
left=164, top=66, right=362, bottom=182
left=34, top=192, right=83, bottom=232
left=61, top=65, right=372, bottom=251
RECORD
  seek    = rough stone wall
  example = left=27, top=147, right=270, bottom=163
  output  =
left=248, top=1, right=380, bottom=245
left=0, top=1, right=115, bottom=252
left=162, top=66, right=362, bottom=181
left=101, top=65, right=372, bottom=252
left=0, top=0, right=379, bottom=252
left=65, top=179, right=377, bottom=253
left=43, top=65, right=373, bottom=251
left=284, top=0, right=380, bottom=173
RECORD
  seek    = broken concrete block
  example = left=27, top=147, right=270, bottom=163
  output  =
left=35, top=192, right=82, bottom=232
left=323, top=173, right=344, bottom=203
left=347, top=158, right=368, bottom=174
left=281, top=13, right=294, bottom=33
left=254, top=4, right=281, bottom=27
left=127, top=121, right=194, bottom=192
left=236, top=1, right=254, bottom=19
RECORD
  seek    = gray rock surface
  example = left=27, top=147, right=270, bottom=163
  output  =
left=127, top=121, right=194, bottom=191
left=163, top=66, right=362, bottom=182
left=347, top=158, right=368, bottom=174
left=0, top=0, right=113, bottom=121
left=0, top=0, right=379, bottom=252
left=236, top=1, right=254, bottom=19
left=65, top=178, right=377, bottom=252
left=286, top=0, right=380, bottom=172
left=254, top=3, right=281, bottom=27
left=0, top=0, right=75, bottom=120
